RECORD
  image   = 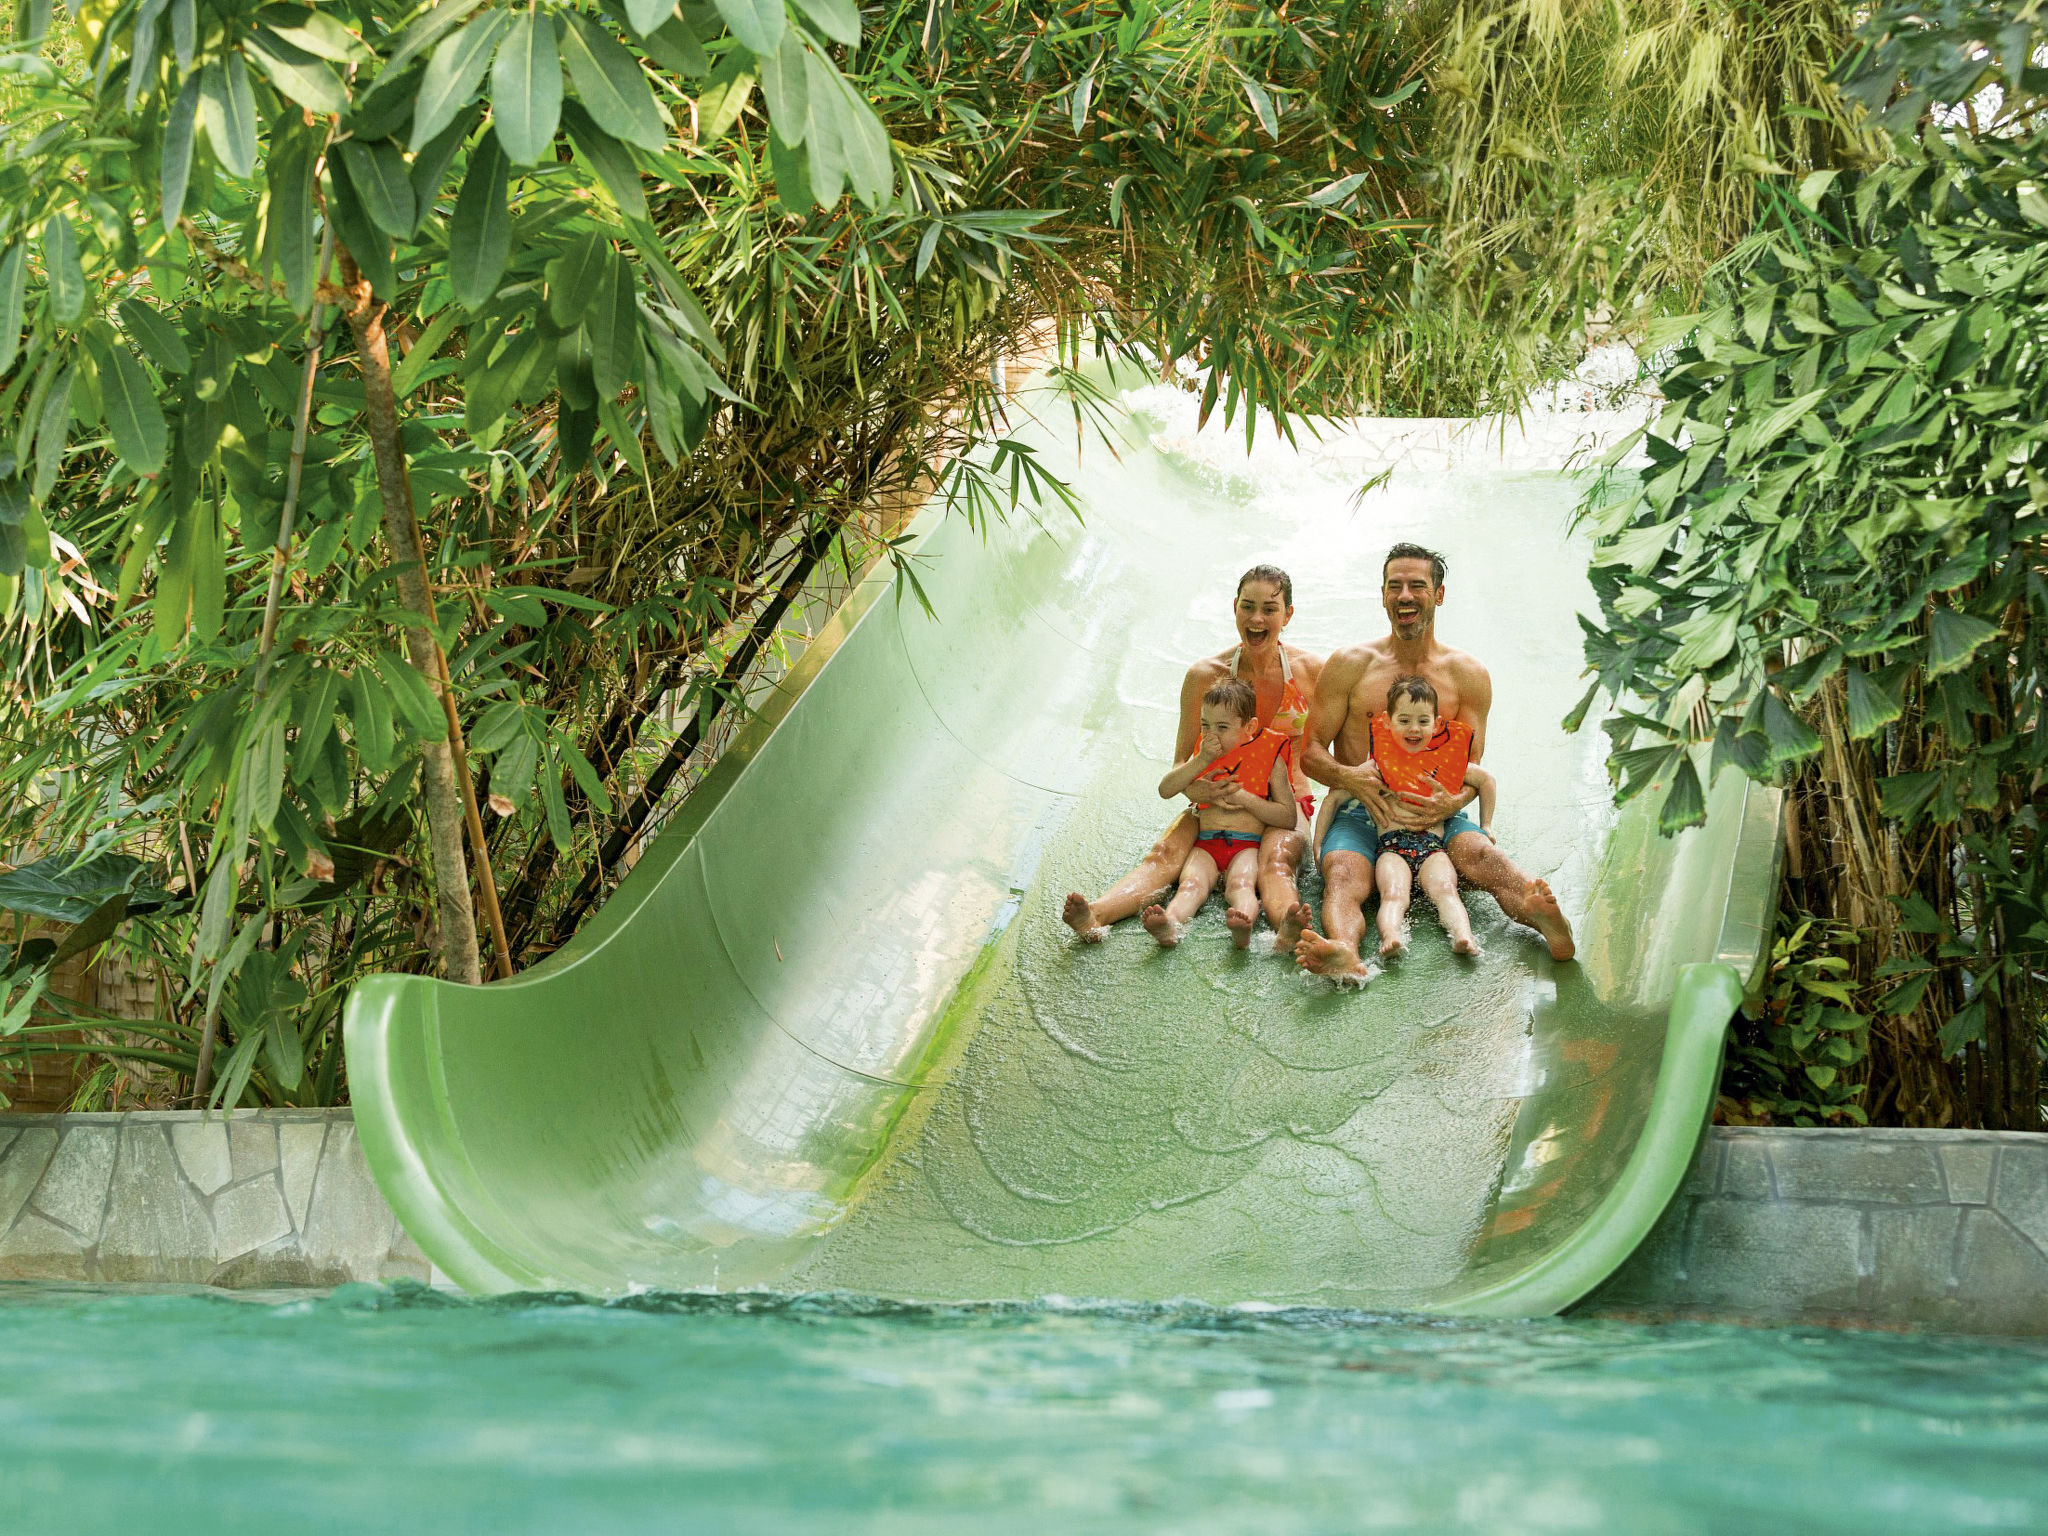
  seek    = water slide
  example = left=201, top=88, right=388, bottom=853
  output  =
left=343, top=379, right=1780, bottom=1312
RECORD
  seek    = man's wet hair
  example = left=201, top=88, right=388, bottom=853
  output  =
left=1237, top=564, right=1293, bottom=608
left=1387, top=674, right=1438, bottom=714
left=1383, top=542, right=1447, bottom=589
left=1204, top=677, right=1259, bottom=722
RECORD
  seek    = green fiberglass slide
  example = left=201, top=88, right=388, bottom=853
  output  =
left=343, top=379, right=1780, bottom=1311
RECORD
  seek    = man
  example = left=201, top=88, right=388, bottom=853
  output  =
left=1063, top=564, right=1323, bottom=948
left=1290, top=543, right=1575, bottom=980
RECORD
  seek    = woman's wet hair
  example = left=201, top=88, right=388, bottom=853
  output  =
left=1204, top=677, right=1259, bottom=722
left=1387, top=674, right=1438, bottom=714
left=1383, top=542, right=1447, bottom=588
left=1237, top=564, right=1293, bottom=608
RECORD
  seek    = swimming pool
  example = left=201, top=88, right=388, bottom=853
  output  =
left=2, top=1282, right=2042, bottom=1534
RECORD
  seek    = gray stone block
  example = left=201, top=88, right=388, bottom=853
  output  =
left=1869, top=1205, right=1963, bottom=1323
left=170, top=1119, right=232, bottom=1195
left=29, top=1124, right=118, bottom=1239
left=211, top=1177, right=292, bottom=1259
left=1682, top=1197, right=1865, bottom=1311
left=1953, top=1209, right=2048, bottom=1336
left=301, top=1124, right=392, bottom=1279
left=279, top=1120, right=326, bottom=1231
left=1992, top=1143, right=2048, bottom=1257
left=228, top=1118, right=279, bottom=1183
left=0, top=1125, right=57, bottom=1233
left=0, top=1210, right=88, bottom=1280
left=1585, top=1200, right=1691, bottom=1305
left=1719, top=1135, right=1775, bottom=1200
left=1768, top=1133, right=1945, bottom=1205
left=96, top=1122, right=214, bottom=1282
left=1940, top=1142, right=1996, bottom=1206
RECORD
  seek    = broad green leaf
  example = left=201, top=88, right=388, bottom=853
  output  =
left=562, top=12, right=667, bottom=151
left=323, top=165, right=397, bottom=297
left=385, top=0, right=487, bottom=77
left=40, top=216, right=82, bottom=326
left=169, top=0, right=193, bottom=69
left=1238, top=70, right=1277, bottom=140
left=1657, top=753, right=1707, bottom=833
left=338, top=140, right=417, bottom=238
left=197, top=54, right=258, bottom=178
left=492, top=10, right=563, bottom=165
left=695, top=53, right=754, bottom=142
left=1936, top=997, right=1986, bottom=1056
left=623, top=0, right=678, bottom=33
left=1925, top=605, right=2000, bottom=678
left=126, top=0, right=165, bottom=110
left=1307, top=172, right=1367, bottom=207
left=830, top=65, right=889, bottom=207
left=802, top=49, right=846, bottom=204
left=634, top=10, right=708, bottom=74
left=118, top=299, right=189, bottom=375
left=372, top=652, right=448, bottom=741
left=411, top=103, right=480, bottom=210
left=1843, top=664, right=1903, bottom=740
left=92, top=340, right=168, bottom=475
left=0, top=246, right=23, bottom=375
left=713, top=0, right=781, bottom=56
left=246, top=29, right=348, bottom=114
left=589, top=253, right=638, bottom=399
left=547, top=232, right=611, bottom=326
left=1756, top=688, right=1822, bottom=768
left=789, top=0, right=859, bottom=46
left=758, top=28, right=808, bottom=144
left=411, top=8, right=508, bottom=150
left=392, top=307, right=463, bottom=398
left=30, top=364, right=70, bottom=502
left=562, top=101, right=649, bottom=221
left=449, top=132, right=511, bottom=310
left=265, top=135, right=318, bottom=313
left=262, top=10, right=372, bottom=63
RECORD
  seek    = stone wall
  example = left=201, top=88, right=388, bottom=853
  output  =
left=1582, top=1127, right=2048, bottom=1335
left=0, top=1110, right=441, bottom=1287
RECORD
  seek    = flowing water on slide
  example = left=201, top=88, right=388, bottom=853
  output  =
left=795, top=389, right=1617, bottom=1307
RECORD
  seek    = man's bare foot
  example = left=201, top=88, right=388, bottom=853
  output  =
left=1142, top=904, right=1183, bottom=948
left=1275, top=901, right=1313, bottom=952
left=1515, top=879, right=1574, bottom=961
left=1062, top=892, right=1107, bottom=943
left=1451, top=933, right=1484, bottom=957
left=1227, top=907, right=1256, bottom=949
left=1294, top=928, right=1370, bottom=981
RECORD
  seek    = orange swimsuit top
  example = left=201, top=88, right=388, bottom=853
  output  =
left=1368, top=714, right=1473, bottom=801
left=1199, top=727, right=1290, bottom=800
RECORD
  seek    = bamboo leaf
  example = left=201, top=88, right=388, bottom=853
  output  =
left=588, top=252, right=637, bottom=400
left=449, top=131, right=511, bottom=311
left=411, top=8, right=508, bottom=151
left=0, top=245, right=24, bottom=376
left=92, top=341, right=168, bottom=475
left=713, top=0, right=781, bottom=57
left=1306, top=172, right=1366, bottom=207
left=1924, top=605, right=2000, bottom=678
left=562, top=12, right=667, bottom=151
left=245, top=29, right=348, bottom=115
left=492, top=9, right=563, bottom=164
left=42, top=216, right=83, bottom=326
left=30, top=364, right=70, bottom=501
left=338, top=140, right=417, bottom=238
left=789, top=0, right=859, bottom=46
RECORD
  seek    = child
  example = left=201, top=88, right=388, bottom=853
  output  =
left=1313, top=675, right=1495, bottom=959
left=1143, top=677, right=1298, bottom=949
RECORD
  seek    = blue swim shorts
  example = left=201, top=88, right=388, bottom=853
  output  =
left=1321, top=800, right=1492, bottom=869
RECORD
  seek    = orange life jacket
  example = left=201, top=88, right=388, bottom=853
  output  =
left=1230, top=646, right=1309, bottom=795
left=1200, top=727, right=1290, bottom=800
left=1369, top=713, right=1473, bottom=800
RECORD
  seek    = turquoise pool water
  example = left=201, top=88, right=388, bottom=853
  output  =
left=1, top=1284, right=2042, bottom=1534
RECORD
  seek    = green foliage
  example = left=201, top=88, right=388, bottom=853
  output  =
left=1721, top=913, right=1871, bottom=1126
left=1574, top=118, right=2048, bottom=1119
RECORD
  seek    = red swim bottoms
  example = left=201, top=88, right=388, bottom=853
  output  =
left=1194, top=831, right=1262, bottom=873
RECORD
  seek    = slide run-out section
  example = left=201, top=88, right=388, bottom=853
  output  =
left=343, top=381, right=1780, bottom=1311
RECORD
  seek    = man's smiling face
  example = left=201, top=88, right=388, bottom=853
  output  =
left=1234, top=579, right=1292, bottom=652
left=1382, top=558, right=1441, bottom=641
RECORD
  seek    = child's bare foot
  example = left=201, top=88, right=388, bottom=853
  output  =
left=1062, top=892, right=1107, bottom=943
left=1226, top=907, right=1256, bottom=949
left=1378, top=928, right=1408, bottom=960
left=1452, top=933, right=1484, bottom=957
left=1513, top=879, right=1574, bottom=961
left=1142, top=904, right=1182, bottom=948
left=1275, top=901, right=1313, bottom=952
left=1294, top=929, right=1370, bottom=981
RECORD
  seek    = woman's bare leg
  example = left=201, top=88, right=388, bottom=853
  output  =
left=1223, top=848, right=1263, bottom=948
left=1375, top=854, right=1412, bottom=959
left=1142, top=850, right=1218, bottom=948
left=1418, top=852, right=1481, bottom=955
left=1256, top=820, right=1308, bottom=947
left=1065, top=811, right=1198, bottom=941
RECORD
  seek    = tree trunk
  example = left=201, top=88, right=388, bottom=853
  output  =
left=340, top=249, right=482, bottom=986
